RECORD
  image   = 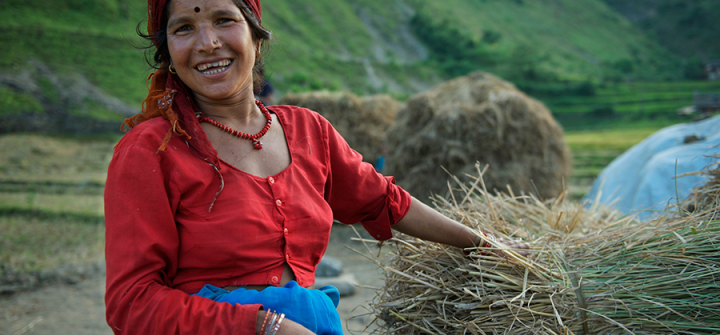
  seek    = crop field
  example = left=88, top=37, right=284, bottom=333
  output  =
left=563, top=127, right=662, bottom=199
left=0, top=134, right=114, bottom=290
left=546, top=81, right=720, bottom=117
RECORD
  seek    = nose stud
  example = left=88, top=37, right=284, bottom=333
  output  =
left=212, top=39, right=220, bottom=45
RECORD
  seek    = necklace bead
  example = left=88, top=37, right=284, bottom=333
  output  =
left=199, top=100, right=272, bottom=150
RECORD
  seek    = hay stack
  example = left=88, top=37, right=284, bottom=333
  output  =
left=279, top=91, right=400, bottom=163
left=688, top=154, right=720, bottom=213
left=368, top=164, right=720, bottom=334
left=385, top=72, right=571, bottom=200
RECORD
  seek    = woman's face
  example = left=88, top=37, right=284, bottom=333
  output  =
left=166, top=0, right=257, bottom=104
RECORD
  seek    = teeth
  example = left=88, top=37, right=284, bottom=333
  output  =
left=197, top=60, right=231, bottom=73
left=200, top=65, right=229, bottom=75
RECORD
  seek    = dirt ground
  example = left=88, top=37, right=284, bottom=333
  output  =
left=0, top=224, right=391, bottom=335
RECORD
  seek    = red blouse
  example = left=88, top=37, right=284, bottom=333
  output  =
left=104, top=105, right=412, bottom=334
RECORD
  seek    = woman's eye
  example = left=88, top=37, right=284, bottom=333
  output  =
left=175, top=25, right=191, bottom=33
left=218, top=18, right=234, bottom=24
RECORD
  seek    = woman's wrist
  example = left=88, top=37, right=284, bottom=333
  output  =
left=257, top=310, right=315, bottom=335
left=256, top=310, right=286, bottom=335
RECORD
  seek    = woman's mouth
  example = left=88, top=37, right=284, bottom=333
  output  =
left=196, top=60, right=232, bottom=75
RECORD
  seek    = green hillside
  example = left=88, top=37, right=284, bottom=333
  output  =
left=600, top=0, right=720, bottom=64
left=0, top=0, right=696, bottom=130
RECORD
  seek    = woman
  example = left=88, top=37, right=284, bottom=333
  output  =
left=104, top=0, right=529, bottom=334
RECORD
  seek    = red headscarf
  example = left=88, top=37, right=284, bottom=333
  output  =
left=148, top=0, right=261, bottom=37
left=121, top=0, right=263, bottom=155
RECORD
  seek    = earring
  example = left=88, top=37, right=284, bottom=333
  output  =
left=168, top=63, right=177, bottom=74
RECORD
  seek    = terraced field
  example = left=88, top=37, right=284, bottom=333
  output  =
left=546, top=81, right=720, bottom=131
left=0, top=134, right=114, bottom=292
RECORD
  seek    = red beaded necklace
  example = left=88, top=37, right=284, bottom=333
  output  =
left=198, top=100, right=272, bottom=150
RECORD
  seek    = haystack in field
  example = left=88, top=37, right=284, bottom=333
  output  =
left=279, top=91, right=400, bottom=164
left=688, top=154, right=720, bottom=213
left=366, top=164, right=720, bottom=334
left=385, top=72, right=571, bottom=201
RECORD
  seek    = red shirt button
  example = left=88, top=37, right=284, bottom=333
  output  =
left=275, top=199, right=282, bottom=206
left=268, top=177, right=275, bottom=184
left=284, top=228, right=289, bottom=236
left=271, top=276, right=279, bottom=284
left=286, top=254, right=291, bottom=260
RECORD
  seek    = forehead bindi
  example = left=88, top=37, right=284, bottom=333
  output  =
left=194, top=7, right=201, bottom=13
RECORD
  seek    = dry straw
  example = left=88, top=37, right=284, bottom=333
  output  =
left=365, top=163, right=719, bottom=334
left=279, top=91, right=399, bottom=163
left=686, top=153, right=720, bottom=213
left=385, top=72, right=572, bottom=201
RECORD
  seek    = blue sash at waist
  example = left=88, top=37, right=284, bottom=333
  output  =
left=193, top=281, right=343, bottom=335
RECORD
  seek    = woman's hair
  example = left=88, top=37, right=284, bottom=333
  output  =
left=137, top=0, right=271, bottom=94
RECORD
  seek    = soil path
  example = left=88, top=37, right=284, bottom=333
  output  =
left=0, top=225, right=389, bottom=335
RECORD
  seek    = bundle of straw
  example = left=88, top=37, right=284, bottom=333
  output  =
left=368, top=164, right=720, bottom=334
left=688, top=154, right=720, bottom=213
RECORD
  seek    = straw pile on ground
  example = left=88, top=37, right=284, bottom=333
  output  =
left=279, top=91, right=399, bottom=163
left=688, top=154, right=720, bottom=213
left=385, top=72, right=571, bottom=201
left=366, top=163, right=720, bottom=334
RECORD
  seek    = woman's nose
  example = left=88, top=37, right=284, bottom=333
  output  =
left=195, top=26, right=221, bottom=53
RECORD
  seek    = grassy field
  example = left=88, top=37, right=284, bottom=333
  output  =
left=536, top=80, right=720, bottom=131
left=563, top=127, right=665, bottom=199
left=546, top=81, right=720, bottom=115
left=0, top=134, right=114, bottom=286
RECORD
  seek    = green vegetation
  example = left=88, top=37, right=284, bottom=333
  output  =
left=544, top=81, right=720, bottom=131
left=564, top=127, right=662, bottom=198
left=69, top=99, right=126, bottom=122
left=0, top=88, right=43, bottom=115
left=0, top=134, right=111, bottom=283
left=1, top=1, right=150, bottom=104
left=565, top=128, right=660, bottom=152
left=0, top=216, right=104, bottom=274
left=0, top=0, right=695, bottom=107
left=405, top=0, right=678, bottom=83
left=600, top=0, right=720, bottom=62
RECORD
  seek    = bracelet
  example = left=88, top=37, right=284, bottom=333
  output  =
left=270, top=313, right=285, bottom=335
left=263, top=313, right=278, bottom=335
left=483, top=232, right=496, bottom=248
left=260, top=310, right=272, bottom=335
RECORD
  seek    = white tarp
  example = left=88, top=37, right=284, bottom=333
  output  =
left=584, top=115, right=720, bottom=218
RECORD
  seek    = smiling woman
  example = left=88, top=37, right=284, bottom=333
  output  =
left=166, top=0, right=258, bottom=105
left=104, top=0, right=529, bottom=334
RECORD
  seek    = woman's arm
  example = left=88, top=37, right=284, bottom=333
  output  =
left=392, top=197, right=529, bottom=256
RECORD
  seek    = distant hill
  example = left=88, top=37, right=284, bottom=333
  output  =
left=0, top=0, right=688, bottom=129
left=599, top=0, right=720, bottom=62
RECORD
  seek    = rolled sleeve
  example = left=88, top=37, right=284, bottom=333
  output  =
left=321, top=116, right=411, bottom=241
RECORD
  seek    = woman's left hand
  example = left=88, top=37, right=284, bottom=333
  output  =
left=489, top=237, right=531, bottom=258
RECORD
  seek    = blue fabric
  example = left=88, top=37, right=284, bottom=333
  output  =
left=584, top=114, right=720, bottom=219
left=193, top=281, right=343, bottom=335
